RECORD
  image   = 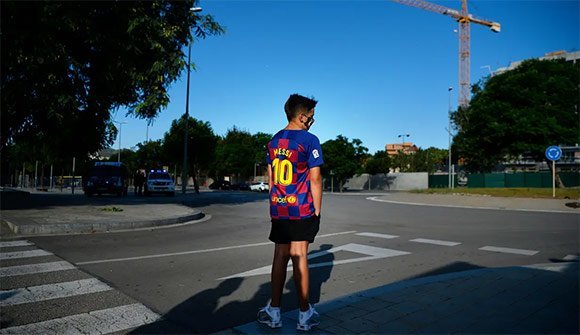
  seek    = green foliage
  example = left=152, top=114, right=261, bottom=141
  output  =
left=364, top=150, right=391, bottom=175
left=452, top=59, right=580, bottom=172
left=321, top=135, right=368, bottom=190
left=213, top=127, right=255, bottom=179
left=162, top=116, right=218, bottom=174
left=413, top=147, right=448, bottom=173
left=135, top=140, right=166, bottom=170
left=1, top=0, right=224, bottom=162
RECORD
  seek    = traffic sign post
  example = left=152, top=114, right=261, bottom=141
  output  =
left=545, top=146, right=562, bottom=198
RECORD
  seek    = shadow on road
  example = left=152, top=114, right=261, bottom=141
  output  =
left=131, top=244, right=335, bottom=334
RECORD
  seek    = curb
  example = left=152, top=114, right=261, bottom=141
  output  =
left=4, top=211, right=205, bottom=236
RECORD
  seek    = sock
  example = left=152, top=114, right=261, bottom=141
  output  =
left=268, top=304, right=280, bottom=318
left=299, top=305, right=312, bottom=322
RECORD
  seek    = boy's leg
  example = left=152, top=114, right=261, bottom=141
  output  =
left=290, top=241, right=310, bottom=311
left=271, top=243, right=290, bottom=307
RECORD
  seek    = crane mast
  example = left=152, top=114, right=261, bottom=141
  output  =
left=393, top=0, right=500, bottom=107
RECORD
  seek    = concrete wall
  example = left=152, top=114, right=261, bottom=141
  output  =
left=343, top=173, right=428, bottom=191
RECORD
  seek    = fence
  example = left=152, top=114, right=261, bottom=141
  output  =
left=429, top=172, right=579, bottom=188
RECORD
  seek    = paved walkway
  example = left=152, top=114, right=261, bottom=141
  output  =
left=232, top=262, right=579, bottom=334
left=0, top=188, right=204, bottom=236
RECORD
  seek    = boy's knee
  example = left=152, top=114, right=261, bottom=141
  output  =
left=289, top=249, right=307, bottom=259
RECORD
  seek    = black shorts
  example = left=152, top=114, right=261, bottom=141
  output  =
left=269, top=214, right=320, bottom=244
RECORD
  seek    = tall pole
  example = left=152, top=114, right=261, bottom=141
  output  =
left=114, top=121, right=126, bottom=163
left=182, top=42, right=192, bottom=194
left=181, top=6, right=202, bottom=194
left=72, top=157, right=76, bottom=195
left=448, top=87, right=453, bottom=189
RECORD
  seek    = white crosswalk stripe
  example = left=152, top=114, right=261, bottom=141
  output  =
left=356, top=232, right=399, bottom=239
left=0, top=303, right=161, bottom=335
left=0, top=261, right=76, bottom=278
left=0, top=240, right=33, bottom=248
left=0, top=249, right=52, bottom=260
left=1, top=278, right=113, bottom=306
left=0, top=240, right=162, bottom=334
left=479, top=246, right=539, bottom=256
left=410, top=238, right=461, bottom=246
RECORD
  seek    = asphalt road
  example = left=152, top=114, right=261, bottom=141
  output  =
left=3, top=191, right=578, bottom=333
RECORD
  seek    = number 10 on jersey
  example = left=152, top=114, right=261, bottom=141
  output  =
left=272, top=158, right=292, bottom=186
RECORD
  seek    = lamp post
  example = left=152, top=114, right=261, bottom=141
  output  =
left=114, top=120, right=127, bottom=163
left=448, top=86, right=453, bottom=189
left=397, top=133, right=410, bottom=153
left=182, top=6, right=203, bottom=194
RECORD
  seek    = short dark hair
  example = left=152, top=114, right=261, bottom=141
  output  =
left=284, top=94, right=318, bottom=122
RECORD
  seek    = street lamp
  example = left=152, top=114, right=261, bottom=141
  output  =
left=114, top=120, right=127, bottom=163
left=182, top=6, right=203, bottom=194
left=448, top=86, right=453, bottom=189
left=397, top=133, right=410, bottom=153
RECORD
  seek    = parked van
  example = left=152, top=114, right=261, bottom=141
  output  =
left=83, top=162, right=128, bottom=197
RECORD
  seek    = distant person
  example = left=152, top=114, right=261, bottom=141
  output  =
left=134, top=170, right=145, bottom=196
left=257, top=94, right=324, bottom=331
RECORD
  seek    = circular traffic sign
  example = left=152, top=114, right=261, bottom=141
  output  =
left=545, top=146, right=562, bottom=161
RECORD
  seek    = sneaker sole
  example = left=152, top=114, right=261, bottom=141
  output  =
left=296, top=322, right=319, bottom=331
left=258, top=320, right=283, bottom=329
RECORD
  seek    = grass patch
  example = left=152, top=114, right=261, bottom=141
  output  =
left=100, top=206, right=124, bottom=212
left=412, top=187, right=580, bottom=199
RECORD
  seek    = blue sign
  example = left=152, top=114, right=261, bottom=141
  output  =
left=545, top=146, right=562, bottom=161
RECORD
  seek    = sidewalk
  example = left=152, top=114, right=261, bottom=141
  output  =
left=232, top=261, right=579, bottom=334
left=0, top=188, right=204, bottom=236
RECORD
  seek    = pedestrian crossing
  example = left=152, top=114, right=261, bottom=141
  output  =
left=0, top=240, right=161, bottom=334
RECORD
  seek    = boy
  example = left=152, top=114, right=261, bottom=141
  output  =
left=258, top=94, right=324, bottom=331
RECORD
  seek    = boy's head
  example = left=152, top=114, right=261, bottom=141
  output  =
left=284, top=94, right=318, bottom=122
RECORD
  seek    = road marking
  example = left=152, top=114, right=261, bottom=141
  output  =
left=410, top=238, right=461, bottom=246
left=366, top=196, right=578, bottom=214
left=0, top=278, right=112, bottom=306
left=0, top=249, right=52, bottom=260
left=0, top=303, right=161, bottom=335
left=479, top=246, right=539, bottom=256
left=563, top=254, right=579, bottom=261
left=356, top=232, right=399, bottom=239
left=77, top=231, right=357, bottom=265
left=0, top=261, right=76, bottom=278
left=218, top=243, right=410, bottom=280
left=0, top=241, right=33, bottom=248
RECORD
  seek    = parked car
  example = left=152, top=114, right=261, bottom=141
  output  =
left=83, top=162, right=128, bottom=197
left=250, top=181, right=269, bottom=192
left=144, top=170, right=175, bottom=196
left=209, top=180, right=231, bottom=190
left=230, top=182, right=251, bottom=191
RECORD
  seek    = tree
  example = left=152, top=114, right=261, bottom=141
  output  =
left=321, top=135, right=368, bottom=192
left=452, top=59, right=579, bottom=172
left=252, top=132, right=272, bottom=179
left=134, top=140, right=166, bottom=171
left=162, top=116, right=217, bottom=179
left=364, top=150, right=391, bottom=175
left=213, top=127, right=255, bottom=180
left=412, top=147, right=448, bottom=173
left=1, top=1, right=224, bottom=162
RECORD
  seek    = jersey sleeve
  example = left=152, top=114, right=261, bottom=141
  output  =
left=307, top=135, right=324, bottom=168
left=266, top=140, right=273, bottom=165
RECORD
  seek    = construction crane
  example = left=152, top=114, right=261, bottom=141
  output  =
left=393, top=0, right=500, bottom=108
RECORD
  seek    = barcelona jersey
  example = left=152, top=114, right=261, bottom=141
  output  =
left=267, top=130, right=324, bottom=220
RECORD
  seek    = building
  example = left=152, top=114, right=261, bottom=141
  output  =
left=385, top=142, right=418, bottom=156
left=494, top=50, right=580, bottom=75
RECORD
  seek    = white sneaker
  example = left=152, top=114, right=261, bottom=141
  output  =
left=296, top=305, right=320, bottom=331
left=257, top=303, right=282, bottom=328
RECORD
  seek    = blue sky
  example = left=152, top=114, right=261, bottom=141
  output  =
left=112, top=0, right=579, bottom=155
